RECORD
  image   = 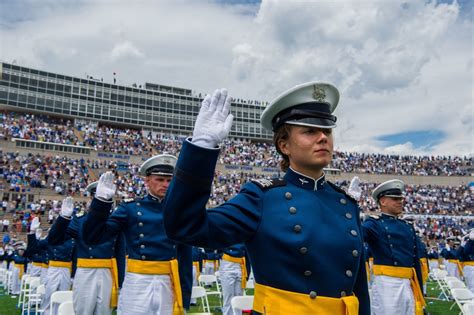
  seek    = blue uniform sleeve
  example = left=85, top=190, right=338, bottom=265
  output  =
left=177, top=244, right=193, bottom=309
left=115, top=232, right=127, bottom=288
left=163, top=140, right=262, bottom=248
left=26, top=234, right=48, bottom=254
left=82, top=198, right=125, bottom=245
left=361, top=218, right=378, bottom=245
left=47, top=216, right=74, bottom=245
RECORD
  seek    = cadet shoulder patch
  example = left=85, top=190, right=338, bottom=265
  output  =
left=122, top=198, right=135, bottom=203
left=251, top=178, right=286, bottom=190
left=326, top=181, right=358, bottom=204
left=369, top=213, right=381, bottom=219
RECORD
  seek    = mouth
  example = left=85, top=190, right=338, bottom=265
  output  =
left=314, top=149, right=330, bottom=153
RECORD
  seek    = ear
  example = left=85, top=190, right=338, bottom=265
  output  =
left=278, top=138, right=290, bottom=156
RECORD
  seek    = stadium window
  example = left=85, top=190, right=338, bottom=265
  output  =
left=73, top=86, right=79, bottom=94
left=0, top=90, right=7, bottom=100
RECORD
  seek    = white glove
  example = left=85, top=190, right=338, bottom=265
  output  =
left=192, top=89, right=234, bottom=148
left=348, top=176, right=362, bottom=201
left=60, top=196, right=74, bottom=218
left=96, top=172, right=116, bottom=202
left=35, top=228, right=42, bottom=239
left=29, top=217, right=40, bottom=233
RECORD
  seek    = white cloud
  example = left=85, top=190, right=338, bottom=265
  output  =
left=0, top=0, right=471, bottom=156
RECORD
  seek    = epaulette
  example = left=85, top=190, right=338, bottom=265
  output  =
left=122, top=198, right=135, bottom=203
left=250, top=178, right=286, bottom=190
left=369, top=213, right=381, bottom=219
left=326, top=181, right=358, bottom=204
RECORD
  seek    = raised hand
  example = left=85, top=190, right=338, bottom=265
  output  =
left=61, top=196, right=74, bottom=218
left=348, top=176, right=362, bottom=201
left=29, top=217, right=40, bottom=233
left=192, top=88, right=234, bottom=148
left=96, top=172, right=116, bottom=202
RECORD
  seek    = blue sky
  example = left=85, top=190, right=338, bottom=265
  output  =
left=0, top=0, right=472, bottom=156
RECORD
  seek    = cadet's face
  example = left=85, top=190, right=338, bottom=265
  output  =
left=380, top=196, right=404, bottom=216
left=145, top=175, right=172, bottom=199
left=278, top=125, right=333, bottom=177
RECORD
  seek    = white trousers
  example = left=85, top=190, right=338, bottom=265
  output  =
left=118, top=272, right=175, bottom=315
left=220, top=260, right=243, bottom=315
left=371, top=275, right=415, bottom=315
left=29, top=264, right=42, bottom=277
left=445, top=261, right=460, bottom=278
left=428, top=259, right=439, bottom=271
left=203, top=261, right=216, bottom=275
left=463, top=265, right=474, bottom=292
left=10, top=265, right=21, bottom=294
left=40, top=267, right=49, bottom=285
left=73, top=267, right=113, bottom=315
left=191, top=265, right=199, bottom=304
left=42, top=266, right=72, bottom=315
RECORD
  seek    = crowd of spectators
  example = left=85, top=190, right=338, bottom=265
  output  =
left=2, top=111, right=472, bottom=176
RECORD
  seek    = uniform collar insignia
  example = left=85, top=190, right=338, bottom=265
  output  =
left=285, top=168, right=326, bottom=191
left=148, top=193, right=161, bottom=202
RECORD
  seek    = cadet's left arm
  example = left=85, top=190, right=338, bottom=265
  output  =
left=177, top=244, right=193, bottom=310
left=412, top=230, right=423, bottom=293
left=115, top=232, right=127, bottom=288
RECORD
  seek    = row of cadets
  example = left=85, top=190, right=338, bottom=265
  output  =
left=220, top=243, right=250, bottom=315
left=361, top=179, right=425, bottom=315
left=162, top=83, right=370, bottom=314
left=46, top=182, right=126, bottom=315
left=27, top=205, right=76, bottom=315
left=25, top=227, right=49, bottom=285
left=441, top=238, right=463, bottom=278
left=82, top=155, right=192, bottom=315
left=458, top=230, right=474, bottom=292
left=202, top=248, right=221, bottom=275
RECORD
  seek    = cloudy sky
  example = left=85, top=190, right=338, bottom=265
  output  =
left=1, top=0, right=472, bottom=156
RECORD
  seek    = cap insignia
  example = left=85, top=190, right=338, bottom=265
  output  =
left=312, top=85, right=326, bottom=102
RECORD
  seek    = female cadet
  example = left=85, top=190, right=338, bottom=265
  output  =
left=163, top=82, right=370, bottom=314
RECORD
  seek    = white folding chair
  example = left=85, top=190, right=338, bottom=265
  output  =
left=17, top=274, right=31, bottom=307
left=231, top=295, right=254, bottom=315
left=447, top=279, right=466, bottom=290
left=58, top=300, right=75, bottom=315
left=198, top=274, right=222, bottom=307
left=33, top=284, right=46, bottom=315
left=450, top=288, right=474, bottom=312
left=0, top=267, right=6, bottom=289
left=5, top=270, right=13, bottom=294
left=50, top=290, right=73, bottom=315
left=432, top=269, right=450, bottom=300
left=22, top=277, right=41, bottom=315
left=191, top=286, right=210, bottom=313
left=462, top=301, right=474, bottom=315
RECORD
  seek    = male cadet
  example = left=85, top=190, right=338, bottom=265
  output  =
left=220, top=243, right=250, bottom=315
left=362, top=179, right=425, bottom=315
left=82, top=155, right=192, bottom=315
left=9, top=242, right=27, bottom=295
left=441, top=238, right=462, bottom=278
left=427, top=245, right=440, bottom=271
left=47, top=181, right=126, bottom=315
left=25, top=227, right=49, bottom=285
left=27, top=198, right=76, bottom=315
left=459, top=230, right=474, bottom=291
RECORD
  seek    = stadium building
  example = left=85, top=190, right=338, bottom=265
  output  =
left=0, top=62, right=272, bottom=141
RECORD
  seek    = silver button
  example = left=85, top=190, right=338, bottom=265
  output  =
left=304, top=270, right=312, bottom=276
left=141, top=255, right=146, bottom=260
left=352, top=250, right=359, bottom=257
left=139, top=233, right=144, bottom=238
left=345, top=213, right=352, bottom=219
left=285, top=192, right=292, bottom=200
left=387, top=235, right=391, bottom=239
left=89, top=256, right=93, bottom=259
left=137, top=211, right=142, bottom=216
left=350, top=230, right=358, bottom=237
left=390, top=244, right=393, bottom=247
left=289, top=207, right=297, bottom=214
left=346, top=270, right=353, bottom=277
left=137, top=202, right=141, bottom=206
left=309, top=291, right=317, bottom=299
left=138, top=222, right=144, bottom=227
left=394, top=261, right=398, bottom=266
left=340, top=198, right=347, bottom=205
left=140, top=245, right=145, bottom=249
left=341, top=291, right=347, bottom=297
left=294, top=225, right=302, bottom=233
left=299, top=247, right=308, bottom=254
left=88, top=247, right=92, bottom=251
